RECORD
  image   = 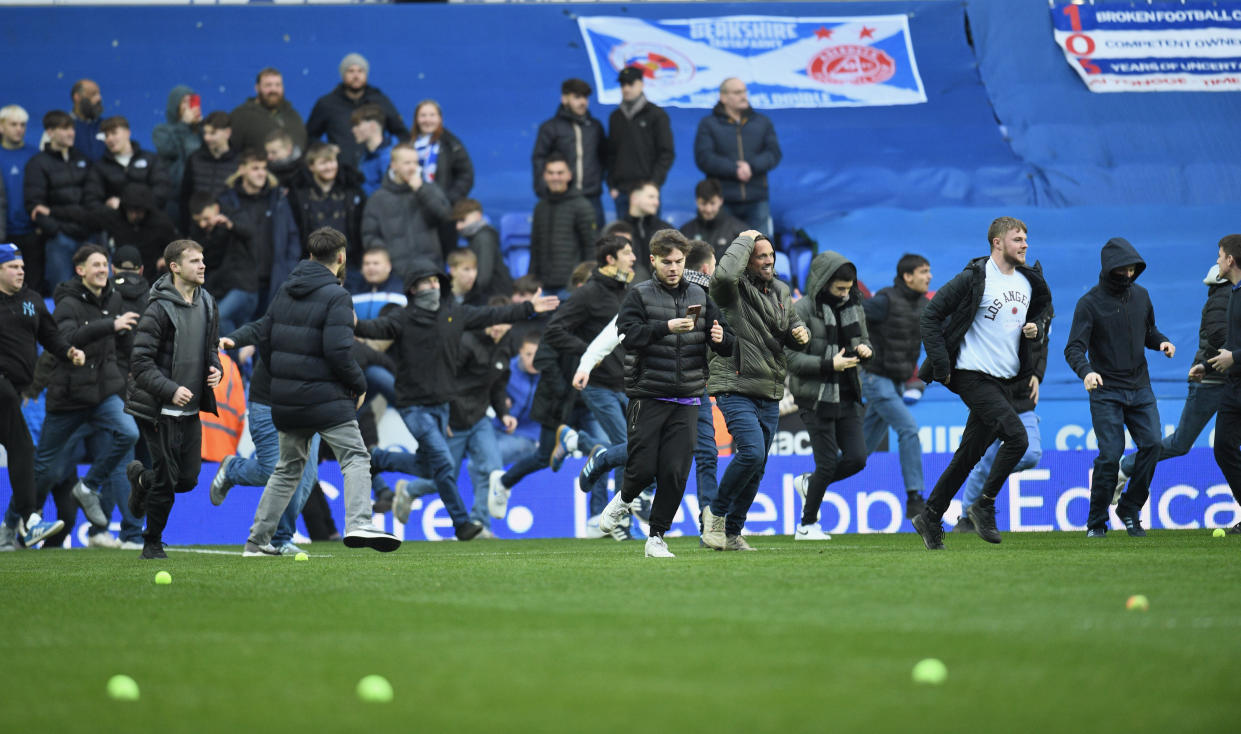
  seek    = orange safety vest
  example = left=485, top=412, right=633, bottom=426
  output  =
left=200, top=352, right=245, bottom=461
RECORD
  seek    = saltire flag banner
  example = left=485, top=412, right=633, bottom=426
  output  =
left=576, top=14, right=927, bottom=108
left=1051, top=0, right=1241, bottom=92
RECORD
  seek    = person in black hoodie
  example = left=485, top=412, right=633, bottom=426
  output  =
left=33, top=244, right=142, bottom=539
left=243, top=227, right=397, bottom=555
left=124, top=239, right=222, bottom=559
left=1116, top=259, right=1230, bottom=498
left=1206, top=235, right=1241, bottom=534
left=1065, top=237, right=1175, bottom=538
left=913, top=217, right=1051, bottom=550
left=84, top=117, right=173, bottom=211
left=188, top=191, right=258, bottom=335
left=532, top=78, right=606, bottom=227
left=452, top=198, right=512, bottom=300
left=286, top=142, right=365, bottom=287
left=88, top=183, right=179, bottom=278
left=357, top=257, right=560, bottom=540
left=607, top=67, right=675, bottom=219
left=0, top=243, right=83, bottom=549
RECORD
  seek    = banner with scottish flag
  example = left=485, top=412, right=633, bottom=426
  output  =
left=576, top=14, right=927, bottom=108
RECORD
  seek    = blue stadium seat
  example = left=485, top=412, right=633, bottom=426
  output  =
left=774, top=251, right=792, bottom=283
left=794, top=249, right=813, bottom=292
left=506, top=246, right=530, bottom=278
left=777, top=231, right=798, bottom=253
left=661, top=210, right=695, bottom=230
left=500, top=212, right=532, bottom=253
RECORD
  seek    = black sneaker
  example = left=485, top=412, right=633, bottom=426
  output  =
left=126, top=461, right=147, bottom=519
left=1086, top=527, right=1107, bottom=538
left=1227, top=522, right=1241, bottom=535
left=372, top=489, right=395, bottom=514
left=139, top=541, right=167, bottom=559
left=954, top=515, right=976, bottom=534
left=1116, top=506, right=1147, bottom=537
left=911, top=510, right=945, bottom=550
left=905, top=491, right=926, bottom=520
left=455, top=522, right=483, bottom=541
left=967, top=502, right=1002, bottom=544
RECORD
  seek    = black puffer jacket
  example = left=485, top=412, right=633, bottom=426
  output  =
left=864, top=279, right=928, bottom=382
left=618, top=276, right=731, bottom=399
left=532, top=106, right=606, bottom=198
left=46, top=278, right=129, bottom=412
left=259, top=260, right=366, bottom=431
left=680, top=213, right=747, bottom=262
left=449, top=328, right=511, bottom=431
left=125, top=274, right=220, bottom=424
left=112, top=269, right=150, bottom=376
left=461, top=221, right=512, bottom=299
left=919, top=255, right=1052, bottom=386
left=84, top=142, right=174, bottom=209
left=354, top=258, right=535, bottom=408
left=179, top=147, right=237, bottom=229
left=1192, top=266, right=1230, bottom=383
left=23, top=144, right=92, bottom=240
left=191, top=218, right=258, bottom=295
left=606, top=98, right=675, bottom=192
left=530, top=190, right=595, bottom=291
left=87, top=185, right=179, bottom=277
left=305, top=83, right=409, bottom=169
left=543, top=269, right=629, bottom=391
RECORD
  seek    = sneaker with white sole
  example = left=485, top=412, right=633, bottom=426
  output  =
left=344, top=524, right=401, bottom=552
left=487, top=470, right=510, bottom=518
left=393, top=480, right=414, bottom=524
left=578, top=444, right=607, bottom=492
left=72, top=480, right=108, bottom=527
left=0, top=522, right=15, bottom=551
left=120, top=540, right=144, bottom=550
left=549, top=425, right=578, bottom=472
left=724, top=534, right=756, bottom=551
left=793, top=473, right=810, bottom=501
left=645, top=535, right=675, bottom=558
left=794, top=523, right=831, bottom=541
left=210, top=455, right=235, bottom=506
left=19, top=514, right=64, bottom=548
left=598, top=492, right=632, bottom=534
left=88, top=532, right=122, bottom=549
left=243, top=541, right=280, bottom=557
left=274, top=542, right=306, bottom=555
left=701, top=505, right=726, bottom=550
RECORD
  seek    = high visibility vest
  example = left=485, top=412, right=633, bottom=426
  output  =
left=200, top=352, right=245, bottom=462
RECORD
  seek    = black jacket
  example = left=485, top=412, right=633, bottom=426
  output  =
left=23, top=145, right=93, bottom=240
left=543, top=269, right=629, bottom=391
left=1064, top=238, right=1169, bottom=390
left=259, top=260, right=366, bottom=431
left=1191, top=269, right=1230, bottom=383
left=225, top=316, right=272, bottom=406
left=86, top=187, right=180, bottom=277
left=461, top=222, right=512, bottom=299
left=864, top=279, right=929, bottom=382
left=425, top=129, right=474, bottom=204
left=125, top=274, right=221, bottom=424
left=618, top=276, right=732, bottom=399
left=354, top=258, right=536, bottom=408
left=217, top=173, right=302, bottom=301
left=606, top=97, right=675, bottom=192
left=532, top=105, right=606, bottom=198
left=84, top=142, right=174, bottom=209
left=191, top=219, right=258, bottom=295
left=622, top=212, right=674, bottom=281
left=179, top=147, right=237, bottom=229
left=46, top=278, right=130, bottom=412
left=449, top=329, right=512, bottom=431
left=693, top=103, right=781, bottom=204
left=530, top=190, right=596, bottom=291
left=680, top=213, right=747, bottom=262
left=112, top=269, right=150, bottom=376
left=286, top=164, right=366, bottom=261
left=919, top=255, right=1052, bottom=385
left=305, top=83, right=409, bottom=169
left=0, top=287, right=73, bottom=392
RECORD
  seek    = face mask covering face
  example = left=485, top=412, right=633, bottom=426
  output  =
left=414, top=289, right=441, bottom=311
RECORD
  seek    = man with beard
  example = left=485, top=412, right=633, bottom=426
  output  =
left=70, top=79, right=106, bottom=162
left=230, top=68, right=307, bottom=156
left=306, top=53, right=407, bottom=170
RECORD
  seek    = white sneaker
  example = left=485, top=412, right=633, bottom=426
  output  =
left=120, top=540, right=144, bottom=550
left=72, top=480, right=108, bottom=527
left=291, top=532, right=311, bottom=545
left=1111, top=468, right=1129, bottom=505
left=598, top=492, right=631, bottom=534
left=393, top=480, right=413, bottom=524
left=584, top=514, right=605, bottom=539
left=487, top=470, right=510, bottom=519
left=794, top=523, right=832, bottom=541
left=793, top=472, right=810, bottom=501
left=88, top=532, right=122, bottom=548
left=644, top=535, right=675, bottom=558
left=701, top=505, right=726, bottom=550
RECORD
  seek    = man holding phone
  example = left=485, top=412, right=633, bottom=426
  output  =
left=153, top=86, right=203, bottom=221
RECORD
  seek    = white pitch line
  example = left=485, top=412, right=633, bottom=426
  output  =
left=164, top=548, right=334, bottom=558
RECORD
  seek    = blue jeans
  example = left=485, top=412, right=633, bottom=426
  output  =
left=710, top=393, right=779, bottom=537
left=406, top=417, right=503, bottom=529
left=862, top=372, right=924, bottom=493
left=581, top=384, right=629, bottom=500
left=364, top=365, right=397, bottom=404
left=44, top=232, right=81, bottom=291
left=224, top=400, right=319, bottom=547
left=216, top=289, right=259, bottom=337
left=371, top=403, right=471, bottom=527
left=501, top=416, right=608, bottom=515
left=34, top=394, right=139, bottom=498
left=695, top=389, right=719, bottom=523
left=1087, top=385, right=1161, bottom=531
left=724, top=199, right=772, bottom=234
left=961, top=411, right=1042, bottom=511
left=496, top=431, right=537, bottom=466
left=1120, top=381, right=1223, bottom=477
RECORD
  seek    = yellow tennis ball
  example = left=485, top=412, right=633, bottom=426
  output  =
left=154, top=571, right=172, bottom=585
left=912, top=658, right=947, bottom=685
left=1126, top=594, right=1149, bottom=611
left=1213, top=528, right=1226, bottom=538
left=356, top=675, right=393, bottom=703
left=107, top=674, right=140, bottom=701
left=294, top=552, right=309, bottom=561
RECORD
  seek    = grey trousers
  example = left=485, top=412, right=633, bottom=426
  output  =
left=248, top=420, right=373, bottom=546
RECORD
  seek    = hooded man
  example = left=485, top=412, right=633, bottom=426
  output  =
left=1065, top=237, right=1174, bottom=539
left=152, top=84, right=202, bottom=220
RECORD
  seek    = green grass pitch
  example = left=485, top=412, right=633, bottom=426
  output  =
left=3, top=531, right=1238, bottom=733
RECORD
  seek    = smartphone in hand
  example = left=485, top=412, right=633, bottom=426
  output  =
left=686, top=304, right=703, bottom=325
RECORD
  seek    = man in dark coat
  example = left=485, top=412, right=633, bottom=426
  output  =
left=1065, top=237, right=1173, bottom=539
left=306, top=53, right=408, bottom=169
left=620, top=181, right=673, bottom=281
left=693, top=78, right=781, bottom=231
left=245, top=227, right=398, bottom=555
left=1206, top=234, right=1241, bottom=534
left=84, top=117, right=173, bottom=210
left=180, top=111, right=238, bottom=231
left=229, top=68, right=307, bottom=156
left=532, top=78, right=606, bottom=227
left=453, top=198, right=512, bottom=299
left=530, top=154, right=595, bottom=293
left=188, top=191, right=258, bottom=335
left=24, top=110, right=93, bottom=290
left=286, top=142, right=366, bottom=287
left=87, top=183, right=179, bottom=278
left=679, top=178, right=747, bottom=262
left=216, top=150, right=301, bottom=310
left=606, top=67, right=675, bottom=219
left=124, top=239, right=222, bottom=559
left=356, top=258, right=560, bottom=541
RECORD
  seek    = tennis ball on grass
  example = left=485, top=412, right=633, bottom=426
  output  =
left=153, top=571, right=171, bottom=585
left=1213, top=528, right=1226, bottom=538
left=911, top=658, right=947, bottom=685
left=1126, top=594, right=1149, bottom=611
left=294, top=552, right=309, bottom=561
left=357, top=675, right=393, bottom=703
left=107, top=674, right=140, bottom=701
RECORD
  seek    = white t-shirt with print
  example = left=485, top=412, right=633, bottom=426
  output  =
left=954, top=258, right=1031, bottom=378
